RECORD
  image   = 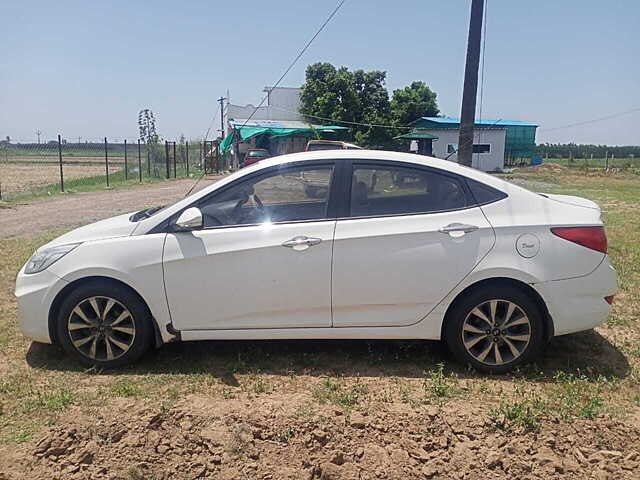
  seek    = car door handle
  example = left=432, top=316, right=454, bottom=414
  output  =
left=438, top=223, right=479, bottom=235
left=282, top=236, right=322, bottom=249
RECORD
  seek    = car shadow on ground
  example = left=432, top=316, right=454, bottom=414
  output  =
left=26, top=328, right=630, bottom=385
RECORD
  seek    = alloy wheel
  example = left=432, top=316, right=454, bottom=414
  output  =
left=461, top=299, right=531, bottom=366
left=67, top=296, right=136, bottom=362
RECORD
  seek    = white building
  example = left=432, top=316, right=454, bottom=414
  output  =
left=224, top=86, right=303, bottom=137
left=430, top=128, right=507, bottom=172
left=222, top=86, right=348, bottom=164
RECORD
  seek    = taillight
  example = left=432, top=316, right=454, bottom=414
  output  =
left=551, top=226, right=607, bottom=254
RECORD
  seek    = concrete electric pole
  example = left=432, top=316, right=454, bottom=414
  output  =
left=457, top=0, right=485, bottom=167
left=218, top=96, right=226, bottom=139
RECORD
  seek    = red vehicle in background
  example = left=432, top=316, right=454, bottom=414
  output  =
left=243, top=148, right=271, bottom=166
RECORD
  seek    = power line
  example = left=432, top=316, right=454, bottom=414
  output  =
left=268, top=106, right=411, bottom=130
left=185, top=0, right=347, bottom=196
left=539, top=107, right=640, bottom=132
left=237, top=0, right=347, bottom=131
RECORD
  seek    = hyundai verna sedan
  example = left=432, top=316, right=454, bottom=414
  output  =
left=15, top=150, right=617, bottom=373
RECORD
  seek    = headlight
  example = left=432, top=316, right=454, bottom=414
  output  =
left=24, top=243, right=80, bottom=274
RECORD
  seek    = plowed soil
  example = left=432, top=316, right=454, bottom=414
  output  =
left=1, top=393, right=639, bottom=480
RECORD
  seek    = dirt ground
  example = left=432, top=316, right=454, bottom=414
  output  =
left=0, top=177, right=219, bottom=238
left=1, top=391, right=639, bottom=480
left=0, top=164, right=121, bottom=197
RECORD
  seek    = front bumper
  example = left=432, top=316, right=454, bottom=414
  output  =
left=534, top=257, right=618, bottom=336
left=15, top=266, right=68, bottom=343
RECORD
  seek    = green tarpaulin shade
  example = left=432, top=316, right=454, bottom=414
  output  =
left=219, top=125, right=348, bottom=153
left=395, top=130, right=439, bottom=140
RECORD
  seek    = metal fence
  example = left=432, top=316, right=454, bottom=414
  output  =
left=0, top=136, right=225, bottom=201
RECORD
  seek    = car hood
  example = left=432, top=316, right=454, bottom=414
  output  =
left=44, top=212, right=138, bottom=249
left=543, top=193, right=600, bottom=210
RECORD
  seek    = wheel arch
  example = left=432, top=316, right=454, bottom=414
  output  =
left=48, top=276, right=163, bottom=348
left=440, top=277, right=554, bottom=342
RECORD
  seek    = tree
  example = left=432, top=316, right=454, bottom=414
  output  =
left=300, top=63, right=395, bottom=149
left=390, top=81, right=439, bottom=127
left=138, top=108, right=161, bottom=174
left=138, top=109, right=158, bottom=145
left=300, top=63, right=440, bottom=149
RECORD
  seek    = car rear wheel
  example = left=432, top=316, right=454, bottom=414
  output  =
left=55, top=281, right=153, bottom=368
left=444, top=286, right=545, bottom=373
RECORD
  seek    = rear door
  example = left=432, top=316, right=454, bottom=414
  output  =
left=331, top=161, right=495, bottom=327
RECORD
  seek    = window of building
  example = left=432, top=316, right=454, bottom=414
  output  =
left=472, top=144, right=491, bottom=154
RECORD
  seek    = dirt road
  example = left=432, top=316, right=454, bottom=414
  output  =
left=0, top=177, right=220, bottom=238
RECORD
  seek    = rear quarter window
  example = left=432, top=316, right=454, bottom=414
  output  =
left=466, top=178, right=508, bottom=205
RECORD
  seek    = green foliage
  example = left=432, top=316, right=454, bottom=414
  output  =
left=312, top=377, right=368, bottom=409
left=536, top=142, right=640, bottom=159
left=423, top=364, right=458, bottom=403
left=390, top=81, right=439, bottom=127
left=111, top=380, right=143, bottom=398
left=300, top=63, right=439, bottom=149
left=490, top=396, right=545, bottom=432
left=24, top=390, right=75, bottom=413
left=552, top=371, right=609, bottom=421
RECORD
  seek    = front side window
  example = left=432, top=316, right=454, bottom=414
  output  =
left=350, top=165, right=467, bottom=217
left=198, top=165, right=334, bottom=227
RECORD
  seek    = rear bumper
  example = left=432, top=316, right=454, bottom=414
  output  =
left=534, top=257, right=617, bottom=336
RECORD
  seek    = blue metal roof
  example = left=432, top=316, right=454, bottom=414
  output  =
left=419, top=117, right=538, bottom=127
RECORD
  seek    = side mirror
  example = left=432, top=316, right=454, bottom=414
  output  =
left=173, top=207, right=203, bottom=231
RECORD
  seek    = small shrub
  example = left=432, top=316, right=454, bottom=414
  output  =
left=312, top=378, right=368, bottom=409
left=110, top=380, right=142, bottom=398
left=423, top=364, right=457, bottom=403
left=489, top=396, right=545, bottom=432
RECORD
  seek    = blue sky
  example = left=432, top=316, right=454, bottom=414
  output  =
left=2, top=0, right=638, bottom=145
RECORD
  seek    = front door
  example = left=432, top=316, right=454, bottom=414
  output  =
left=332, top=161, right=495, bottom=327
left=163, top=163, right=336, bottom=330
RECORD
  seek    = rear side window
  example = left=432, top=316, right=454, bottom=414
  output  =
left=350, top=165, right=468, bottom=217
left=466, top=178, right=507, bottom=205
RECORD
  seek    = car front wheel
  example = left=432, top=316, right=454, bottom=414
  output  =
left=55, top=281, right=153, bottom=368
left=444, top=286, right=545, bottom=373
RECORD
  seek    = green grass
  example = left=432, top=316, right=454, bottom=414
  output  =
left=544, top=157, right=640, bottom=169
left=423, top=363, right=458, bottom=403
left=312, top=377, right=369, bottom=409
left=489, top=394, right=545, bottom=432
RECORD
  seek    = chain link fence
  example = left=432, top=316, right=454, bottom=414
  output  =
left=0, top=136, right=226, bottom=201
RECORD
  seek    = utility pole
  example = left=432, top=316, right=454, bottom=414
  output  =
left=36, top=129, right=42, bottom=144
left=457, top=0, right=485, bottom=167
left=218, top=96, right=226, bottom=139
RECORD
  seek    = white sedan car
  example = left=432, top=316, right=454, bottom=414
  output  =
left=15, top=150, right=617, bottom=373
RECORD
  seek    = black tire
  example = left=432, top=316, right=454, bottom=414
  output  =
left=444, top=285, right=545, bottom=374
left=55, top=280, right=153, bottom=368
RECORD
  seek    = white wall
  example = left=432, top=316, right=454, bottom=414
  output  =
left=427, top=128, right=506, bottom=172
left=225, top=87, right=303, bottom=136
